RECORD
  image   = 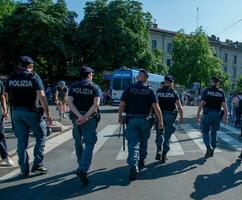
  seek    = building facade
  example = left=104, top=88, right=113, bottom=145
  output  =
left=150, top=25, right=242, bottom=89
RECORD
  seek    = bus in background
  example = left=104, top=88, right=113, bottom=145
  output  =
left=111, top=67, right=164, bottom=105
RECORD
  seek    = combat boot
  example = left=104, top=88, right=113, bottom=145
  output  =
left=161, top=152, right=168, bottom=164
left=205, top=147, right=214, bottom=159
left=128, top=166, right=139, bottom=181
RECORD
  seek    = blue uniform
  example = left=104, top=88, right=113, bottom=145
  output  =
left=156, top=86, right=179, bottom=154
left=121, top=81, right=157, bottom=169
left=0, top=81, right=8, bottom=160
left=201, top=86, right=225, bottom=150
left=6, top=70, right=47, bottom=174
left=68, top=80, right=101, bottom=173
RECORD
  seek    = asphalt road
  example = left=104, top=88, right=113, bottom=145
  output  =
left=0, top=106, right=241, bottom=200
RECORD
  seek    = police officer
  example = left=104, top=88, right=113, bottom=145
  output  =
left=68, top=65, right=101, bottom=185
left=155, top=75, right=183, bottom=163
left=118, top=69, right=163, bottom=181
left=5, top=56, right=52, bottom=177
left=197, top=76, right=228, bottom=159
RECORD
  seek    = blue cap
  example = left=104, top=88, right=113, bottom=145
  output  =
left=211, top=76, right=220, bottom=82
left=19, top=56, right=34, bottom=67
left=139, top=69, right=149, bottom=78
left=165, top=75, right=175, bottom=82
left=80, top=65, right=94, bottom=73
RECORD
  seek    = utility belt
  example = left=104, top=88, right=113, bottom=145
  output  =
left=162, top=110, right=178, bottom=117
left=122, top=114, right=150, bottom=124
left=203, top=108, right=220, bottom=115
left=13, top=106, right=44, bottom=120
left=69, top=111, right=101, bottom=123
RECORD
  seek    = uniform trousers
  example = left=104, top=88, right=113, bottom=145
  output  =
left=13, top=109, right=47, bottom=173
left=126, top=117, right=150, bottom=168
left=72, top=118, right=98, bottom=173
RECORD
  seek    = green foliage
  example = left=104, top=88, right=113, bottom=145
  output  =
left=236, top=75, right=242, bottom=92
left=79, top=0, right=165, bottom=74
left=0, top=0, right=79, bottom=81
left=170, top=27, right=230, bottom=91
left=0, top=0, right=16, bottom=25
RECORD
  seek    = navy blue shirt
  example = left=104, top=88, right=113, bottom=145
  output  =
left=201, top=86, right=225, bottom=112
left=68, top=80, right=101, bottom=112
left=6, top=70, right=44, bottom=108
left=156, top=86, right=179, bottom=111
left=121, top=81, right=157, bottom=115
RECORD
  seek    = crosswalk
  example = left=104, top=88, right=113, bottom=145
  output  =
left=0, top=123, right=241, bottom=181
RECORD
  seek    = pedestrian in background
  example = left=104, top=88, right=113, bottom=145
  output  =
left=197, top=76, right=228, bottom=159
left=118, top=69, right=163, bottom=181
left=5, top=56, right=52, bottom=177
left=55, top=80, right=68, bottom=120
left=68, top=65, right=101, bottom=185
left=0, top=79, right=14, bottom=166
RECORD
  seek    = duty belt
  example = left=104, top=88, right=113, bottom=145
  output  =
left=126, top=114, right=150, bottom=119
left=13, top=107, right=35, bottom=112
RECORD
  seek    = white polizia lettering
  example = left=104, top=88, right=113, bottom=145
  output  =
left=73, top=88, right=93, bottom=95
left=207, top=91, right=223, bottom=97
left=9, top=80, right=33, bottom=87
left=157, top=92, right=174, bottom=98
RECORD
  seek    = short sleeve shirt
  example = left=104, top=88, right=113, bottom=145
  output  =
left=156, top=86, right=179, bottom=111
left=68, top=80, right=101, bottom=112
left=5, top=70, right=44, bottom=108
left=201, top=86, right=225, bottom=112
left=121, top=81, right=157, bottom=115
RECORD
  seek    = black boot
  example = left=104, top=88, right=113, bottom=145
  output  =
left=128, top=166, right=139, bottom=181
left=161, top=152, right=168, bottom=164
left=155, top=153, right=161, bottom=161
left=238, top=151, right=242, bottom=160
left=205, top=147, right=214, bottom=159
left=75, top=170, right=89, bottom=185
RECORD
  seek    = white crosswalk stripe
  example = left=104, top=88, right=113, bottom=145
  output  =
left=218, top=131, right=242, bottom=151
left=220, top=124, right=240, bottom=136
left=180, top=124, right=221, bottom=153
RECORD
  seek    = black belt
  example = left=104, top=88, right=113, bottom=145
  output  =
left=126, top=114, right=149, bottom=119
left=13, top=107, right=35, bottom=112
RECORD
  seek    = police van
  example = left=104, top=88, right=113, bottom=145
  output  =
left=111, top=67, right=164, bottom=105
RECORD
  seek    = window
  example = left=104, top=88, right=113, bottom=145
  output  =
left=233, top=55, right=237, bottom=64
left=112, top=78, right=122, bottom=90
left=152, top=40, right=157, bottom=49
left=224, top=53, right=228, bottom=63
left=167, top=43, right=172, bottom=53
left=122, top=78, right=131, bottom=89
left=167, top=58, right=171, bottom=67
left=224, top=67, right=227, bottom=72
left=233, top=68, right=236, bottom=78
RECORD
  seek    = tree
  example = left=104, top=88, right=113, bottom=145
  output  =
left=78, top=0, right=166, bottom=74
left=236, top=75, right=242, bottom=92
left=0, top=0, right=79, bottom=82
left=0, top=0, right=15, bottom=26
left=170, top=27, right=230, bottom=91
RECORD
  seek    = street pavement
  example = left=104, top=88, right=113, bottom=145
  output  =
left=0, top=106, right=241, bottom=200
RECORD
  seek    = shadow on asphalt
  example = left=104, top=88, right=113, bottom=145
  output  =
left=190, top=159, right=242, bottom=200
left=0, top=166, right=131, bottom=200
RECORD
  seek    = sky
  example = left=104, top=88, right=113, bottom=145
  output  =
left=23, top=0, right=242, bottom=42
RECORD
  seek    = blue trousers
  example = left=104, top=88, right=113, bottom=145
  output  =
left=201, top=112, right=220, bottom=149
left=13, top=110, right=47, bottom=173
left=126, top=118, right=150, bottom=168
left=0, top=117, right=8, bottom=159
left=72, top=118, right=98, bottom=173
left=155, top=112, right=176, bottom=154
